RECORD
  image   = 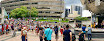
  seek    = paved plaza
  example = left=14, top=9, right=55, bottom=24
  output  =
left=0, top=31, right=104, bottom=41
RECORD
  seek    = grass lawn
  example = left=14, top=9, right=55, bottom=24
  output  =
left=38, top=20, right=59, bottom=22
left=61, top=21, right=69, bottom=22
left=38, top=20, right=69, bottom=23
left=25, top=19, right=69, bottom=23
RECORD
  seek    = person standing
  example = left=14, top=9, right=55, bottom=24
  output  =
left=6, top=24, right=9, bottom=34
left=54, top=26, right=58, bottom=41
left=44, top=27, right=52, bottom=41
left=63, top=25, right=72, bottom=41
left=35, top=26, right=39, bottom=35
left=12, top=26, right=17, bottom=37
left=39, top=28, right=44, bottom=41
left=21, top=27, right=27, bottom=41
left=87, top=25, right=92, bottom=41
left=31, top=25, right=34, bottom=32
left=2, top=24, right=4, bottom=35
left=60, top=26, right=63, bottom=36
left=11, top=23, right=14, bottom=30
left=82, top=25, right=86, bottom=34
left=0, top=24, right=2, bottom=35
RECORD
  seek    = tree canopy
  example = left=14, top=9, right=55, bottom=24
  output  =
left=74, top=16, right=88, bottom=21
left=10, top=6, right=38, bottom=18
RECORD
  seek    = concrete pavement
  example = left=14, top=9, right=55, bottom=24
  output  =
left=0, top=31, right=104, bottom=41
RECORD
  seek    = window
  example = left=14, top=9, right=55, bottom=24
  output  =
left=20, top=0, right=25, bottom=1
left=2, top=3, right=6, bottom=4
left=32, top=2, right=38, bottom=4
left=14, top=4, right=18, bottom=6
left=10, top=5, right=14, bottom=7
left=45, top=11, right=50, bottom=13
left=2, top=0, right=19, bottom=4
left=55, top=12, right=62, bottom=14
left=39, top=11, right=44, bottom=13
left=36, top=7, right=50, bottom=9
left=21, top=3, right=29, bottom=5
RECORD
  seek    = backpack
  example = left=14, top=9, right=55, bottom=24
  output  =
left=72, top=33, right=76, bottom=41
left=79, top=33, right=84, bottom=41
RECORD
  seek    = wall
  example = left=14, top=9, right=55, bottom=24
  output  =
left=68, top=11, right=80, bottom=18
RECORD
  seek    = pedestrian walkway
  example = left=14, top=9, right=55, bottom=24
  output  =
left=0, top=31, right=104, bottom=41
left=0, top=31, right=63, bottom=41
left=75, top=28, right=104, bottom=32
left=75, top=35, right=104, bottom=41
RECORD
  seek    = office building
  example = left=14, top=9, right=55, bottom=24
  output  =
left=71, top=5, right=82, bottom=16
left=1, top=0, right=64, bottom=17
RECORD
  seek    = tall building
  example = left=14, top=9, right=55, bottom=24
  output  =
left=71, top=5, right=82, bottom=16
left=1, top=0, right=64, bottom=17
left=65, top=9, right=69, bottom=17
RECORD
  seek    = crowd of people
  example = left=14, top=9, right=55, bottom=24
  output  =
left=0, top=18, right=92, bottom=41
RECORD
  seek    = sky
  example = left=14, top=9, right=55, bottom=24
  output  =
left=64, top=0, right=83, bottom=9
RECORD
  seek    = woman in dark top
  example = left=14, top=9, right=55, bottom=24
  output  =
left=11, top=23, right=14, bottom=30
left=39, top=28, right=44, bottom=41
left=54, top=26, right=58, bottom=41
left=63, top=25, right=72, bottom=41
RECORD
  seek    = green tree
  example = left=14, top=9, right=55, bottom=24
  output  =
left=10, top=6, right=38, bottom=18
left=29, top=7, right=38, bottom=17
left=74, top=16, right=88, bottom=21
